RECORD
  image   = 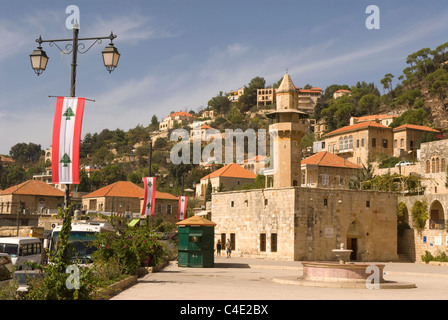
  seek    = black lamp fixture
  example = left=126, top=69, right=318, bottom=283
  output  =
left=29, top=37, right=49, bottom=76
left=102, top=32, right=120, bottom=73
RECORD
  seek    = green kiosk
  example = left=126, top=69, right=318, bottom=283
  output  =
left=176, top=215, right=217, bottom=268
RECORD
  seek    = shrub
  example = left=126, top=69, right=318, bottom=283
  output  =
left=92, top=217, right=167, bottom=275
left=411, top=199, right=428, bottom=232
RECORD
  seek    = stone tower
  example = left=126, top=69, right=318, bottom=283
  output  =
left=267, top=73, right=307, bottom=188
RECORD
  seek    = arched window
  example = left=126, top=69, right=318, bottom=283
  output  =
left=344, top=136, right=348, bottom=150
left=426, top=160, right=430, bottom=173
left=432, top=158, right=436, bottom=173
left=442, top=158, right=446, bottom=172
left=339, top=137, right=343, bottom=151
left=348, top=135, right=353, bottom=149
left=436, top=158, right=440, bottom=173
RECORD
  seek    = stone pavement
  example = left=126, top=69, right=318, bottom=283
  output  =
left=111, top=256, right=448, bottom=301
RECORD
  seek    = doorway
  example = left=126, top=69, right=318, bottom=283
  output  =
left=347, top=238, right=358, bottom=261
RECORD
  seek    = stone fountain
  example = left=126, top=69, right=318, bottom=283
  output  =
left=331, top=243, right=352, bottom=264
left=273, top=244, right=416, bottom=289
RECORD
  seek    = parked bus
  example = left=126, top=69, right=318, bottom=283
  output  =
left=48, top=221, right=115, bottom=264
left=0, top=237, right=43, bottom=269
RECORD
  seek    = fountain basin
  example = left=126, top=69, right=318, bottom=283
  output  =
left=331, top=249, right=353, bottom=264
left=302, top=261, right=385, bottom=283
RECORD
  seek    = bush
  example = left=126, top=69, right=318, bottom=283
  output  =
left=421, top=250, right=448, bottom=263
left=25, top=207, right=97, bottom=300
left=92, top=217, right=167, bottom=275
left=421, top=251, right=434, bottom=263
left=411, top=199, right=428, bottom=232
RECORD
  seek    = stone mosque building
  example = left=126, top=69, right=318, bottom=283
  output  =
left=210, top=73, right=399, bottom=262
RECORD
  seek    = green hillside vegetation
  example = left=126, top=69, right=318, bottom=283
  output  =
left=2, top=42, right=448, bottom=194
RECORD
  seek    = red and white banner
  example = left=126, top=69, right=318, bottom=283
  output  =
left=178, top=196, right=187, bottom=220
left=52, top=97, right=85, bottom=184
left=141, top=177, right=156, bottom=216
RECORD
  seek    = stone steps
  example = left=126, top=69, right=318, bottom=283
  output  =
left=397, top=253, right=412, bottom=262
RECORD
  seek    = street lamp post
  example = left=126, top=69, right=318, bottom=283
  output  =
left=147, top=137, right=152, bottom=230
left=30, top=22, right=120, bottom=210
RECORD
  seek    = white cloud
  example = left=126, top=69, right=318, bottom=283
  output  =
left=85, top=14, right=179, bottom=45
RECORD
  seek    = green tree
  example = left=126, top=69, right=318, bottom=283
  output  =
left=411, top=199, right=428, bottom=233
left=73, top=169, right=91, bottom=192
left=237, top=76, right=266, bottom=112
left=357, top=94, right=380, bottom=115
left=389, top=108, right=430, bottom=128
left=149, top=115, right=159, bottom=132
left=5, top=165, right=26, bottom=187
left=226, top=105, right=244, bottom=125
left=208, top=91, right=231, bottom=115
left=426, top=69, right=448, bottom=110
left=321, top=95, right=356, bottom=131
left=380, top=73, right=394, bottom=93
left=205, top=178, right=212, bottom=202
left=101, top=164, right=126, bottom=185
left=9, top=142, right=42, bottom=164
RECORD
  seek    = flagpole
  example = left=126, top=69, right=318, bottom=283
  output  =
left=147, top=137, right=152, bottom=230
left=63, top=23, right=80, bottom=211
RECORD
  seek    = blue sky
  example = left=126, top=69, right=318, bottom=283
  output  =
left=1, top=0, right=448, bottom=155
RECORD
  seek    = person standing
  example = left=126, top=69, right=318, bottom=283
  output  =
left=216, top=239, right=222, bottom=256
left=225, top=239, right=232, bottom=258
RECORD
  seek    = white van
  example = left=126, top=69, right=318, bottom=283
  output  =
left=0, top=237, right=43, bottom=270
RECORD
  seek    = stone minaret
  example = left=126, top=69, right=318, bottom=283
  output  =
left=267, top=73, right=306, bottom=188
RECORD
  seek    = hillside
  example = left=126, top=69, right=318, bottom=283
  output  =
left=2, top=41, right=448, bottom=194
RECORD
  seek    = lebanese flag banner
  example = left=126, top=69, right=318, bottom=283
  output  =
left=178, top=196, right=187, bottom=221
left=51, top=97, right=85, bottom=184
left=141, top=177, right=156, bottom=216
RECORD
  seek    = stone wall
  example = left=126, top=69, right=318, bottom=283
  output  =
left=397, top=194, right=448, bottom=262
left=211, top=187, right=398, bottom=262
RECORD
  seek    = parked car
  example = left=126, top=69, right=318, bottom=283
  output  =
left=0, top=253, right=13, bottom=289
left=395, top=161, right=413, bottom=167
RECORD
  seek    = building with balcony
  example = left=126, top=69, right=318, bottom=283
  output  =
left=350, top=114, right=397, bottom=127
left=228, top=88, right=244, bottom=103
left=297, top=87, right=322, bottom=114
left=257, top=88, right=276, bottom=107
left=323, top=121, right=393, bottom=166
left=333, top=89, right=351, bottom=99
left=301, top=151, right=361, bottom=188
left=159, top=111, right=196, bottom=131
left=393, top=124, right=440, bottom=160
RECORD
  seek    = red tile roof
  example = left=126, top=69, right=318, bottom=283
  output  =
left=325, top=121, right=390, bottom=137
left=201, top=163, right=257, bottom=180
left=82, top=181, right=178, bottom=200
left=301, top=152, right=361, bottom=169
left=239, top=155, right=268, bottom=164
left=353, top=114, right=397, bottom=121
left=393, top=124, right=440, bottom=133
left=0, top=155, right=14, bottom=163
left=1, top=180, right=64, bottom=197
left=170, top=111, right=194, bottom=118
